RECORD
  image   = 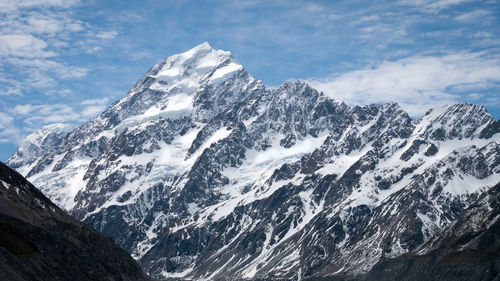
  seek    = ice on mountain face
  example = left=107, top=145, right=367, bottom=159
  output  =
left=433, top=142, right=500, bottom=196
left=156, top=42, right=239, bottom=92
left=113, top=94, right=195, bottom=133
left=29, top=157, right=89, bottom=210
left=442, top=173, right=497, bottom=195
left=222, top=133, right=328, bottom=201
left=340, top=103, right=500, bottom=210
left=7, top=123, right=76, bottom=175
left=210, top=62, right=243, bottom=85
left=99, top=42, right=254, bottom=141
left=23, top=123, right=75, bottom=144
left=183, top=132, right=331, bottom=230
left=346, top=137, right=500, bottom=210
left=316, top=148, right=369, bottom=177
left=417, top=103, right=495, bottom=140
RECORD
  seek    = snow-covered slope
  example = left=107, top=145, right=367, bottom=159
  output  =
left=7, top=123, right=76, bottom=175
left=7, top=43, right=500, bottom=281
left=365, top=182, right=500, bottom=281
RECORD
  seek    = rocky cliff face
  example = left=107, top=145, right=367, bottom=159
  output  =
left=7, top=42, right=500, bottom=280
left=7, top=123, right=76, bottom=176
left=0, top=162, right=152, bottom=281
left=362, top=181, right=500, bottom=281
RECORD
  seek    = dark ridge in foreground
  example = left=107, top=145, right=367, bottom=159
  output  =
left=0, top=162, right=152, bottom=281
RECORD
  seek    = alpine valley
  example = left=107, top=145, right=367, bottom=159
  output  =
left=7, top=43, right=500, bottom=281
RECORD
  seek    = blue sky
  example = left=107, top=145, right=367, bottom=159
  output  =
left=1, top=0, right=500, bottom=161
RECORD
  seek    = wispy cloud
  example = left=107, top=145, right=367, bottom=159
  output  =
left=455, top=9, right=491, bottom=22
left=0, top=34, right=56, bottom=58
left=0, top=10, right=85, bottom=35
left=5, top=98, right=110, bottom=139
left=95, top=31, right=118, bottom=39
left=0, top=0, right=81, bottom=12
left=0, top=0, right=117, bottom=152
left=13, top=104, right=80, bottom=125
left=0, top=112, right=22, bottom=144
left=307, top=51, right=500, bottom=116
left=399, top=0, right=470, bottom=13
left=8, top=58, right=88, bottom=78
left=80, top=98, right=109, bottom=117
left=81, top=97, right=109, bottom=106
left=0, top=1, right=115, bottom=98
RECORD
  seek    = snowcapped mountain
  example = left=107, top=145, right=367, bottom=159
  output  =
left=7, top=42, right=500, bottom=281
left=7, top=123, right=76, bottom=175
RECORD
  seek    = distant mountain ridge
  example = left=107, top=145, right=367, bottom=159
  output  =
left=7, top=123, right=76, bottom=176
left=364, top=182, right=500, bottom=281
left=7, top=42, right=500, bottom=280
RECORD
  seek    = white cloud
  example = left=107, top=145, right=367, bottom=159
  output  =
left=0, top=34, right=56, bottom=58
left=0, top=0, right=80, bottom=12
left=106, top=11, right=145, bottom=23
left=0, top=87, right=23, bottom=96
left=307, top=52, right=500, bottom=116
left=4, top=58, right=88, bottom=91
left=466, top=93, right=482, bottom=100
left=0, top=11, right=85, bottom=36
left=359, top=24, right=407, bottom=40
left=355, top=18, right=411, bottom=49
left=399, top=0, right=470, bottom=13
left=29, top=71, right=58, bottom=88
left=0, top=0, right=118, bottom=148
left=59, top=66, right=88, bottom=79
left=80, top=98, right=109, bottom=118
left=10, top=98, right=109, bottom=127
left=84, top=46, right=103, bottom=54
left=473, top=31, right=494, bottom=38
left=95, top=30, right=117, bottom=39
left=0, top=97, right=109, bottom=148
left=306, top=3, right=325, bottom=12
left=81, top=98, right=109, bottom=106
left=357, top=15, right=380, bottom=22
left=13, top=104, right=80, bottom=125
left=0, top=112, right=23, bottom=144
left=13, top=104, right=37, bottom=115
left=81, top=105, right=107, bottom=118
left=0, top=1, right=115, bottom=98
left=455, top=9, right=491, bottom=22
left=128, top=50, right=152, bottom=60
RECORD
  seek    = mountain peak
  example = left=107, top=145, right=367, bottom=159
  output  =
left=188, top=41, right=213, bottom=52
left=157, top=42, right=235, bottom=82
left=417, top=102, right=496, bottom=140
left=424, top=102, right=489, bottom=118
left=156, top=42, right=240, bottom=87
left=6, top=123, right=75, bottom=173
left=89, top=43, right=254, bottom=131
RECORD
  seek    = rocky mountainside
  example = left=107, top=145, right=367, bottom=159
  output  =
left=7, top=123, right=76, bottom=176
left=0, top=162, right=152, bottom=281
left=363, top=181, right=500, bottom=281
left=307, top=182, right=500, bottom=281
left=7, top=42, right=500, bottom=281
